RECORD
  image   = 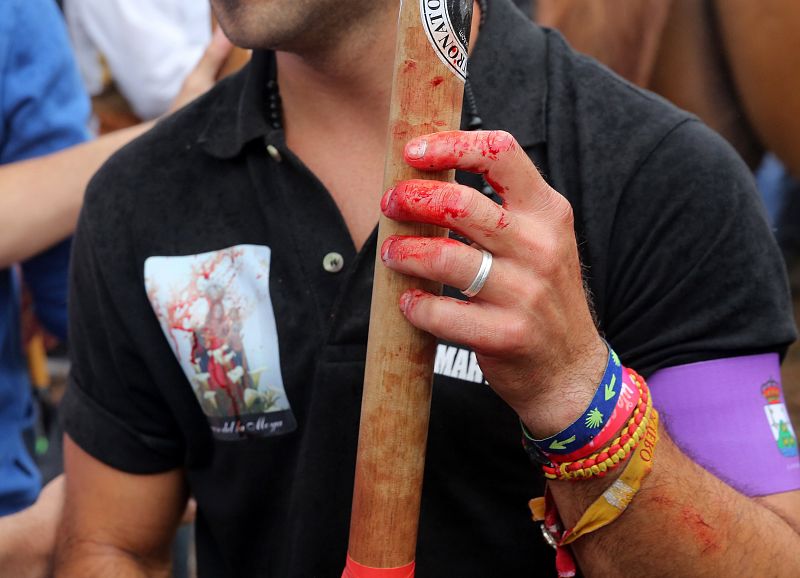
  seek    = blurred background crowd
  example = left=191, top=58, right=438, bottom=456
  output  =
left=1, top=0, right=798, bottom=576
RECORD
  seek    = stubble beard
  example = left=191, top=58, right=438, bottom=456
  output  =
left=211, top=0, right=394, bottom=54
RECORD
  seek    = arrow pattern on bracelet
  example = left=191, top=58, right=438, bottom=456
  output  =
left=549, top=435, right=577, bottom=450
left=604, top=374, right=617, bottom=401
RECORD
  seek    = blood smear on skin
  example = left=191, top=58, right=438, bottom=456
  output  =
left=384, top=236, right=462, bottom=267
left=386, top=181, right=467, bottom=222
left=681, top=506, right=720, bottom=555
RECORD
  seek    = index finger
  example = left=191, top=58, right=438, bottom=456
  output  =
left=404, top=130, right=560, bottom=214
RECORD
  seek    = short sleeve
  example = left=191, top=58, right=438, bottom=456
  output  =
left=0, top=0, right=90, bottom=163
left=61, top=203, right=185, bottom=474
left=602, top=120, right=796, bottom=373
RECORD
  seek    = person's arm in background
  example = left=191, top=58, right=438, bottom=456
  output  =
left=0, top=476, right=64, bottom=578
left=63, top=0, right=212, bottom=120
left=0, top=125, right=147, bottom=269
left=0, top=0, right=89, bottom=273
left=0, top=24, right=232, bottom=578
left=0, top=27, right=233, bottom=269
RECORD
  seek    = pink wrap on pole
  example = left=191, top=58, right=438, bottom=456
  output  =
left=342, top=556, right=414, bottom=578
left=649, top=353, right=800, bottom=496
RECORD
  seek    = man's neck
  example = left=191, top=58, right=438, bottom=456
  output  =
left=276, top=5, right=398, bottom=146
left=276, top=1, right=482, bottom=144
left=272, top=1, right=482, bottom=250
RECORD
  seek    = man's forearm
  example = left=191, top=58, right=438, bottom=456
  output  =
left=0, top=510, right=51, bottom=578
left=549, top=428, right=800, bottom=577
left=0, top=476, right=64, bottom=578
left=55, top=540, right=171, bottom=578
left=0, top=121, right=153, bottom=268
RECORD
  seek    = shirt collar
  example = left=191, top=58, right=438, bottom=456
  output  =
left=199, top=0, right=548, bottom=159
left=198, top=50, right=278, bottom=159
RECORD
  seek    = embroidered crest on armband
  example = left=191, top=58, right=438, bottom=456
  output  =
left=761, top=379, right=798, bottom=458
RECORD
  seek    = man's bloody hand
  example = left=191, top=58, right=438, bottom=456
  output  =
left=380, top=130, right=607, bottom=438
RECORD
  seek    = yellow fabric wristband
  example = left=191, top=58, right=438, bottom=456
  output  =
left=528, top=369, right=659, bottom=578
left=560, top=407, right=660, bottom=544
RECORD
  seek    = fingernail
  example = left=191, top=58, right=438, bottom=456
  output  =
left=399, top=291, right=413, bottom=314
left=406, top=139, right=427, bottom=160
left=381, top=238, right=394, bottom=261
left=381, top=187, right=394, bottom=212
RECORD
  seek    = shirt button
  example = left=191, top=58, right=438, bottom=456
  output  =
left=266, top=144, right=282, bottom=163
left=322, top=252, right=344, bottom=273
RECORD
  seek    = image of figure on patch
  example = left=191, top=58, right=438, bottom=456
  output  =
left=145, top=244, right=297, bottom=440
left=761, top=378, right=798, bottom=458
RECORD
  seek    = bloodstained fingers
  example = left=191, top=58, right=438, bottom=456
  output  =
left=381, top=236, right=508, bottom=303
left=398, top=290, right=514, bottom=356
left=380, top=179, right=515, bottom=251
left=404, top=130, right=557, bottom=214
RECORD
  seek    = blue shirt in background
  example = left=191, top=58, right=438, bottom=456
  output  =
left=0, top=0, right=90, bottom=514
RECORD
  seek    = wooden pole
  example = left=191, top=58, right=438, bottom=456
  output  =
left=345, top=1, right=473, bottom=575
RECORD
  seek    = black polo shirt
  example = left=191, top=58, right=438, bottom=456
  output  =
left=62, top=1, right=795, bottom=576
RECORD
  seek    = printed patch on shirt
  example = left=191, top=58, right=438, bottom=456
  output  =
left=144, top=245, right=296, bottom=441
left=761, top=379, right=798, bottom=458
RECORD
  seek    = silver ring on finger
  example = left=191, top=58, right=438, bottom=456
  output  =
left=461, top=250, right=493, bottom=298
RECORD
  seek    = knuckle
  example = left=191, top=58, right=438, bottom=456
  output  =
left=471, top=324, right=503, bottom=354
left=486, top=130, right=517, bottom=155
left=466, top=131, right=518, bottom=164
left=424, top=301, right=451, bottom=335
left=461, top=189, right=484, bottom=218
left=403, top=289, right=428, bottom=319
left=471, top=332, right=495, bottom=355
left=394, top=180, right=421, bottom=201
left=504, top=211, right=522, bottom=238
left=539, top=192, right=574, bottom=228
left=390, top=181, right=433, bottom=216
left=431, top=241, right=460, bottom=275
left=481, top=316, right=530, bottom=356
left=535, top=243, right=564, bottom=278
left=503, top=319, right=533, bottom=355
left=553, top=197, right=574, bottom=227
left=519, top=283, right=546, bottom=315
left=439, top=184, right=474, bottom=220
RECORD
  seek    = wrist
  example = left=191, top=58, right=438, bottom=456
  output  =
left=527, top=367, right=654, bottom=482
left=519, top=337, right=609, bottom=438
left=527, top=371, right=661, bottom=577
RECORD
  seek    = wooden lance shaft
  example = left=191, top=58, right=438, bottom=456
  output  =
left=346, top=0, right=473, bottom=572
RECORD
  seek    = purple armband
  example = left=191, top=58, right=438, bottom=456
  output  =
left=649, top=353, right=800, bottom=496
